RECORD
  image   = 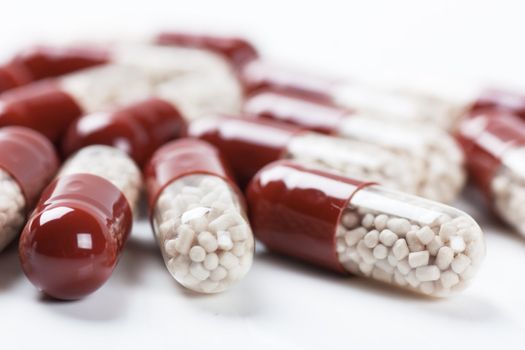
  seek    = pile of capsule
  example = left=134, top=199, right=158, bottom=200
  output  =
left=1, top=30, right=525, bottom=301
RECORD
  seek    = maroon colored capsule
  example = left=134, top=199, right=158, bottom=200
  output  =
left=156, top=32, right=258, bottom=70
left=247, top=160, right=369, bottom=272
left=145, top=138, right=238, bottom=211
left=0, top=81, right=83, bottom=143
left=187, top=116, right=304, bottom=187
left=0, top=45, right=109, bottom=94
left=240, top=60, right=340, bottom=102
left=62, top=98, right=186, bottom=166
left=0, top=126, right=59, bottom=206
left=19, top=173, right=132, bottom=300
left=456, top=110, right=525, bottom=198
left=470, top=88, right=525, bottom=119
left=243, top=90, right=350, bottom=134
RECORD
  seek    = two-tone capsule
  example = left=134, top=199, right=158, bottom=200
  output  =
left=244, top=91, right=465, bottom=202
left=0, top=44, right=109, bottom=94
left=241, top=60, right=470, bottom=130
left=0, top=32, right=256, bottom=95
left=0, top=127, right=58, bottom=251
left=0, top=44, right=242, bottom=142
left=62, top=97, right=186, bottom=166
left=155, top=32, right=259, bottom=70
left=19, top=145, right=141, bottom=300
left=247, top=160, right=485, bottom=296
left=145, top=139, right=254, bottom=293
left=188, top=116, right=422, bottom=192
left=457, top=111, right=525, bottom=236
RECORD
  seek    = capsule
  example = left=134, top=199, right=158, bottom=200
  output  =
left=457, top=111, right=525, bottom=236
left=247, top=160, right=485, bottom=296
left=188, top=116, right=422, bottom=191
left=62, top=98, right=186, bottom=166
left=0, top=45, right=109, bottom=94
left=0, top=127, right=59, bottom=251
left=155, top=32, right=259, bottom=70
left=19, top=145, right=142, bottom=300
left=470, top=88, right=525, bottom=119
left=241, top=60, right=463, bottom=129
left=0, top=43, right=243, bottom=140
left=243, top=91, right=465, bottom=202
left=145, top=138, right=254, bottom=293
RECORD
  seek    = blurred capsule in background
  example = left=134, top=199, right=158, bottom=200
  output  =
left=188, top=115, right=425, bottom=193
left=0, top=31, right=257, bottom=96
left=19, top=146, right=141, bottom=300
left=0, top=45, right=109, bottom=94
left=0, top=127, right=59, bottom=251
left=241, top=60, right=466, bottom=130
left=0, top=43, right=242, bottom=140
left=155, top=31, right=259, bottom=71
left=145, top=138, right=254, bottom=293
left=457, top=110, right=525, bottom=236
left=62, top=98, right=186, bottom=166
left=247, top=160, right=485, bottom=297
left=470, top=88, right=525, bottom=120
left=244, top=91, right=466, bottom=202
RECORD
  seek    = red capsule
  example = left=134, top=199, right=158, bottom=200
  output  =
left=0, top=81, right=83, bottom=143
left=0, top=126, right=59, bottom=206
left=247, top=160, right=368, bottom=272
left=456, top=111, right=525, bottom=198
left=62, top=98, right=186, bottom=166
left=470, top=89, right=525, bottom=119
left=156, top=32, right=259, bottom=70
left=243, top=90, right=350, bottom=134
left=240, top=60, right=340, bottom=101
left=19, top=173, right=132, bottom=300
left=187, top=116, right=304, bottom=187
left=0, top=45, right=109, bottom=94
left=145, top=138, right=237, bottom=209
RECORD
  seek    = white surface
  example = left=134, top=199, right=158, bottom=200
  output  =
left=2, top=1, right=525, bottom=349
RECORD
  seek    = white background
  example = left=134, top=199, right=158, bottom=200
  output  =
left=1, top=1, right=525, bottom=349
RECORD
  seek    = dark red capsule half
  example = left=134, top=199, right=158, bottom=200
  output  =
left=62, top=98, right=186, bottom=166
left=247, top=160, right=368, bottom=272
left=456, top=110, right=525, bottom=198
left=187, top=116, right=304, bottom=187
left=0, top=126, right=59, bottom=207
left=19, top=173, right=132, bottom=300
left=156, top=32, right=258, bottom=70
left=0, top=45, right=109, bottom=94
left=240, top=60, right=340, bottom=102
left=471, top=89, right=525, bottom=119
left=0, top=81, right=83, bottom=143
left=145, top=138, right=237, bottom=212
left=243, top=90, right=350, bottom=134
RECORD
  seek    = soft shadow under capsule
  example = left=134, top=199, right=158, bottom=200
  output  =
left=145, top=138, right=254, bottom=293
left=247, top=160, right=485, bottom=297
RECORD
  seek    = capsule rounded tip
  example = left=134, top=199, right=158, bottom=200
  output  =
left=19, top=204, right=119, bottom=300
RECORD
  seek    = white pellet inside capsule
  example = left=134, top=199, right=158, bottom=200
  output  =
left=59, top=145, right=142, bottom=209
left=285, top=133, right=421, bottom=194
left=153, top=174, right=254, bottom=293
left=336, top=185, right=485, bottom=297
left=0, top=169, right=26, bottom=251
left=491, top=147, right=525, bottom=236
